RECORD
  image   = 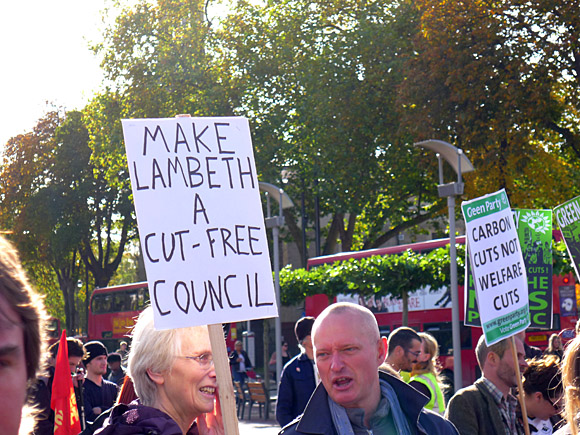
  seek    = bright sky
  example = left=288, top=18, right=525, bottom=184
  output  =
left=1, top=1, right=107, bottom=147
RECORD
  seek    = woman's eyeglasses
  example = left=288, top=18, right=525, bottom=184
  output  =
left=182, top=353, right=214, bottom=368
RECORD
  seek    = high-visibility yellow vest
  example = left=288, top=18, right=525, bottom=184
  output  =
left=409, top=372, right=445, bottom=415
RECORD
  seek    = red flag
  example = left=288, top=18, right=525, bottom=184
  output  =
left=51, top=330, right=82, bottom=435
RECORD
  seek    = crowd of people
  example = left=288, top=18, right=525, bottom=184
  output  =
left=2, top=230, right=580, bottom=435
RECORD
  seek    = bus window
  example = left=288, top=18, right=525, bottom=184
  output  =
left=424, top=322, right=473, bottom=355
left=137, top=287, right=149, bottom=310
left=128, top=290, right=138, bottom=311
left=379, top=326, right=391, bottom=338
left=92, top=294, right=113, bottom=314
left=112, top=293, right=122, bottom=312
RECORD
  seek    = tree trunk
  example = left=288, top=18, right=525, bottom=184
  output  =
left=263, top=320, right=271, bottom=386
left=61, top=283, right=72, bottom=333
left=283, top=208, right=305, bottom=267
left=323, top=214, right=343, bottom=255
left=338, top=213, right=357, bottom=252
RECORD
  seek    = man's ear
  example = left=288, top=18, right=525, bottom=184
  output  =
left=378, top=336, right=388, bottom=362
left=147, top=368, right=165, bottom=386
left=487, top=351, right=498, bottom=367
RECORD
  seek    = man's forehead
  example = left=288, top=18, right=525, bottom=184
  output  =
left=410, top=338, right=422, bottom=348
left=314, top=314, right=376, bottom=344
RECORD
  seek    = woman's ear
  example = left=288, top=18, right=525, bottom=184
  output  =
left=147, top=368, right=165, bottom=386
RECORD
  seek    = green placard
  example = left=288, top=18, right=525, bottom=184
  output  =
left=554, top=196, right=580, bottom=283
left=464, top=209, right=551, bottom=329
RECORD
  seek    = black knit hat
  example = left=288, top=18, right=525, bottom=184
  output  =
left=295, top=316, right=315, bottom=342
left=84, top=341, right=108, bottom=365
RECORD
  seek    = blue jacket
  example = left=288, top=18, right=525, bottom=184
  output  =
left=279, top=370, right=459, bottom=435
left=276, top=353, right=317, bottom=427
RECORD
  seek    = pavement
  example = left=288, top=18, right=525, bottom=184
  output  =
left=234, top=394, right=281, bottom=435
left=238, top=418, right=280, bottom=435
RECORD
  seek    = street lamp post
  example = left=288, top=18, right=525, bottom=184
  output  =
left=414, top=140, right=474, bottom=393
left=259, top=182, right=294, bottom=382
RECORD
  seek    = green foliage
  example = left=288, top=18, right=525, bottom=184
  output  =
left=217, top=0, right=445, bottom=257
left=554, top=240, right=574, bottom=277
left=0, top=107, right=137, bottom=332
left=280, top=241, right=575, bottom=306
left=279, top=245, right=461, bottom=305
left=398, top=0, right=580, bottom=207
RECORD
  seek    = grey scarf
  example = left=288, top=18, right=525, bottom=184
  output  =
left=328, top=378, right=412, bottom=435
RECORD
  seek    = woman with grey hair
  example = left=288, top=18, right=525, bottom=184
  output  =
left=95, top=306, right=224, bottom=435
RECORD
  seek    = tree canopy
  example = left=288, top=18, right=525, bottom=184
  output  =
left=2, top=0, right=580, bottom=330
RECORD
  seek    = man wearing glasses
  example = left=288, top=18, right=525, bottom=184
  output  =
left=384, top=327, right=423, bottom=381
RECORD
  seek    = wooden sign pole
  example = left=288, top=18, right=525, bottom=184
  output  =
left=510, top=336, right=530, bottom=435
left=209, top=323, right=239, bottom=435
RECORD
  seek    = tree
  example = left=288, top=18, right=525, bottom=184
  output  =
left=396, top=0, right=580, bottom=207
left=94, top=0, right=239, bottom=119
left=0, top=110, right=91, bottom=332
left=220, top=0, right=445, bottom=263
left=0, top=107, right=137, bottom=332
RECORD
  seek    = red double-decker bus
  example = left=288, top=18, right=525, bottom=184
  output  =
left=305, top=236, right=577, bottom=389
left=88, top=282, right=149, bottom=351
left=88, top=281, right=237, bottom=352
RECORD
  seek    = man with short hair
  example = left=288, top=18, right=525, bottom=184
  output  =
left=31, top=337, right=86, bottom=434
left=276, top=316, right=318, bottom=427
left=385, top=326, right=423, bottom=380
left=520, top=355, right=563, bottom=434
left=446, top=334, right=528, bottom=435
left=0, top=235, right=47, bottom=435
left=82, top=341, right=119, bottom=425
left=107, top=352, right=126, bottom=386
left=279, top=302, right=458, bottom=434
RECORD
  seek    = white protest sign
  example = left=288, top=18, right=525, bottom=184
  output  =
left=461, top=189, right=530, bottom=345
left=122, top=117, right=278, bottom=330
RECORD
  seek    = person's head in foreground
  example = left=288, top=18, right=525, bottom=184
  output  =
left=561, top=334, right=580, bottom=435
left=127, top=306, right=222, bottom=434
left=312, top=302, right=387, bottom=426
left=0, top=235, right=46, bottom=435
left=522, top=355, right=563, bottom=421
left=475, top=334, right=528, bottom=396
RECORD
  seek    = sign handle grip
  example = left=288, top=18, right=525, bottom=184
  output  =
left=209, top=323, right=239, bottom=435
left=510, top=336, right=530, bottom=435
